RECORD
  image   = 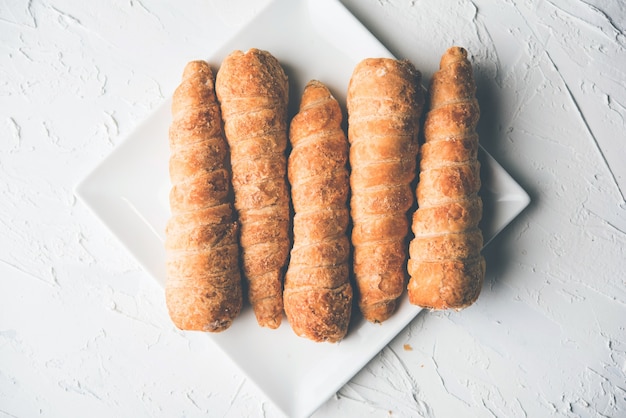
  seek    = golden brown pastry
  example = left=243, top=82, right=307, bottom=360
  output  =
left=284, top=80, right=353, bottom=342
left=215, top=49, right=290, bottom=329
left=408, top=46, right=486, bottom=310
left=165, top=60, right=242, bottom=332
left=347, top=58, right=425, bottom=323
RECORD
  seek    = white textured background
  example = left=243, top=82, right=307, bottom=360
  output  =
left=1, top=0, right=625, bottom=417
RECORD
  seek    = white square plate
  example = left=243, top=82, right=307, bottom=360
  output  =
left=75, top=0, right=531, bottom=416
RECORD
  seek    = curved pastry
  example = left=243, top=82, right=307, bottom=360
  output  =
left=215, top=49, right=290, bottom=329
left=284, top=80, right=353, bottom=342
left=408, top=46, right=486, bottom=310
left=165, top=60, right=242, bottom=332
left=347, top=58, right=425, bottom=323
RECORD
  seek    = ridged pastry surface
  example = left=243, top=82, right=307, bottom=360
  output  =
left=215, top=49, right=290, bottom=329
left=284, top=80, right=353, bottom=342
left=408, top=47, right=486, bottom=310
left=347, top=58, right=425, bottom=323
left=165, top=60, right=242, bottom=332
